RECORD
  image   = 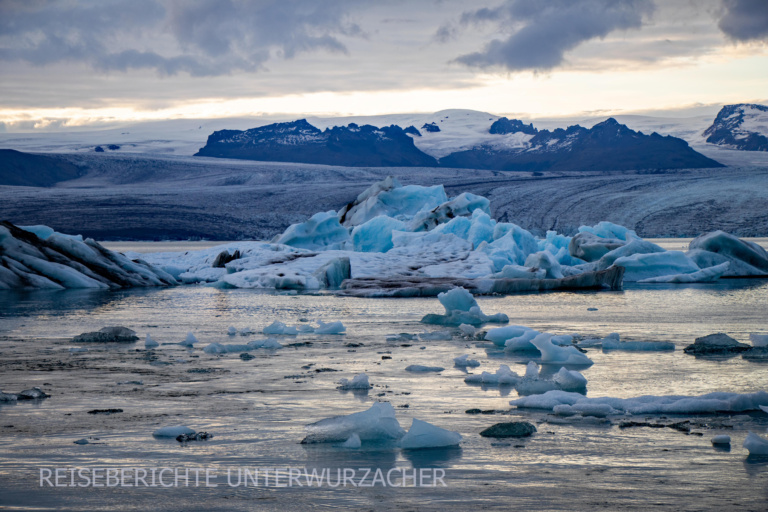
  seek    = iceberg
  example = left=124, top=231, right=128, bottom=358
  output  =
left=179, top=332, right=198, bottom=347
left=145, top=334, right=159, bottom=349
left=421, top=287, right=509, bottom=326
left=516, top=363, right=587, bottom=395
left=275, top=211, right=351, bottom=250
left=464, top=365, right=520, bottom=386
left=337, top=373, right=372, bottom=390
left=530, top=333, right=594, bottom=366
left=688, top=230, right=768, bottom=277
left=638, top=262, right=729, bottom=283
left=399, top=419, right=462, bottom=449
left=351, top=216, right=406, bottom=252
left=743, top=432, right=768, bottom=456
left=613, top=251, right=701, bottom=282
left=302, top=402, right=405, bottom=443
left=314, top=321, right=346, bottom=335
left=263, top=321, right=299, bottom=335
left=454, top=354, right=480, bottom=367
left=750, top=334, right=768, bottom=348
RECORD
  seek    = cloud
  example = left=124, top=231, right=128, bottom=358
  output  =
left=0, top=0, right=364, bottom=76
left=718, top=0, right=768, bottom=41
left=448, top=0, right=655, bottom=71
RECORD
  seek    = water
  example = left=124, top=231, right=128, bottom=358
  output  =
left=1, top=282, right=767, bottom=510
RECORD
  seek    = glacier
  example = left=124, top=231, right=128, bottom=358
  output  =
left=4, top=176, right=766, bottom=292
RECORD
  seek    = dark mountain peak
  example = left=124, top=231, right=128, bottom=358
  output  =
left=421, top=122, right=440, bottom=133
left=403, top=125, right=422, bottom=137
left=489, top=117, right=538, bottom=135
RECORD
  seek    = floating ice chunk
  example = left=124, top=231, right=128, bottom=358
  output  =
left=530, top=333, right=593, bottom=366
left=593, top=239, right=666, bottom=271
left=419, top=330, right=452, bottom=341
left=602, top=336, right=675, bottom=351
left=239, top=327, right=254, bottom=336
left=352, top=216, right=407, bottom=253
left=750, top=334, right=768, bottom=348
left=464, top=365, right=520, bottom=386
left=145, top=334, right=159, bottom=349
left=275, top=211, right=351, bottom=250
left=73, top=438, right=90, bottom=445
left=553, top=403, right=617, bottom=418
left=227, top=326, right=237, bottom=336
left=421, top=287, right=508, bottom=326
left=613, top=251, right=701, bottom=282
left=638, top=262, right=729, bottom=283
left=552, top=367, right=588, bottom=391
left=743, top=432, right=768, bottom=456
left=180, top=332, right=198, bottom=347
left=711, top=435, right=731, bottom=445
left=524, top=251, right=563, bottom=279
left=550, top=334, right=574, bottom=346
left=405, top=365, right=444, bottom=372
left=524, top=361, right=539, bottom=379
left=505, top=330, right=542, bottom=352
left=399, top=419, right=462, bottom=449
left=263, top=321, right=298, bottom=335
left=337, top=374, right=372, bottom=390
left=254, top=338, right=283, bottom=349
left=458, top=324, right=478, bottom=337
left=485, top=325, right=534, bottom=347
left=510, top=390, right=768, bottom=415
left=315, top=321, right=346, bottom=334
left=342, top=433, right=362, bottom=448
left=203, top=342, right=227, bottom=354
left=454, top=354, right=480, bottom=367
left=153, top=425, right=196, bottom=438
left=689, top=231, right=768, bottom=277
left=302, top=402, right=405, bottom=443
left=0, top=391, right=18, bottom=402
left=72, top=326, right=138, bottom=343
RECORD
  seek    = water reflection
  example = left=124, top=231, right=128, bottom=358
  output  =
left=402, top=446, right=463, bottom=468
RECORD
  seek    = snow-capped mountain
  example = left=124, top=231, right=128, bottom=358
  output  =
left=703, top=104, right=768, bottom=151
left=195, top=116, right=722, bottom=172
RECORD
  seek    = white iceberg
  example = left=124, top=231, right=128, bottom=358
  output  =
left=337, top=373, right=372, bottom=390
left=711, top=435, right=731, bottom=445
left=464, top=365, right=520, bottom=386
left=179, top=332, right=198, bottom=347
left=145, top=333, right=159, bottom=349
left=743, top=432, right=768, bottom=456
left=302, top=402, right=405, bottom=443
left=314, top=321, right=346, bottom=335
left=263, top=321, right=299, bottom=335
left=453, top=354, right=480, bottom=367
left=530, top=333, right=594, bottom=366
left=421, top=287, right=508, bottom=326
left=399, top=419, right=462, bottom=450
left=613, top=251, right=701, bottom=282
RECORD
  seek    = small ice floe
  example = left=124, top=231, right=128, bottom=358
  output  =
left=510, top=390, right=768, bottom=415
left=302, top=402, right=405, bottom=444
left=464, top=365, right=519, bottom=386
left=69, top=347, right=88, bottom=354
left=711, top=435, right=731, bottom=445
left=553, top=403, right=617, bottom=418
left=337, top=373, right=372, bottom=390
left=459, top=324, right=478, bottom=337
left=750, top=334, right=768, bottom=348
left=179, top=332, right=198, bottom=347
left=484, top=325, right=540, bottom=351
left=421, top=287, right=508, bottom=326
left=239, top=327, right=254, bottom=336
left=405, top=365, right=444, bottom=373
left=515, top=363, right=588, bottom=396
left=454, top=354, right=480, bottom=368
left=342, top=433, right=362, bottom=448
left=227, top=326, right=237, bottom=336
left=418, top=330, right=452, bottom=341
left=399, top=419, right=461, bottom=449
left=72, top=326, right=138, bottom=343
left=263, top=321, right=298, bottom=335
left=683, top=333, right=750, bottom=355
left=0, top=391, right=18, bottom=402
left=145, top=334, right=159, bottom=349
left=16, top=387, right=50, bottom=400
left=314, top=321, right=346, bottom=335
left=530, top=333, right=593, bottom=366
left=602, top=334, right=674, bottom=352
left=203, top=338, right=283, bottom=354
left=152, top=425, right=196, bottom=438
left=73, top=438, right=90, bottom=445
left=386, top=333, right=417, bottom=342
left=743, top=432, right=768, bottom=456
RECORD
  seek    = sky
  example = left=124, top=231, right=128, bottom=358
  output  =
left=1, top=0, right=767, bottom=131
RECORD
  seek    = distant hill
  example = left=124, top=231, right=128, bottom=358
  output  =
left=703, top=104, right=768, bottom=152
left=196, top=117, right=723, bottom=172
left=0, top=149, right=83, bottom=187
left=195, top=119, right=438, bottom=167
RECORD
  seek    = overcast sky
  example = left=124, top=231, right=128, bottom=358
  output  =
left=1, top=0, right=767, bottom=130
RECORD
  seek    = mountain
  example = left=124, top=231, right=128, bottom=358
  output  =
left=0, top=149, right=84, bottom=187
left=196, top=117, right=722, bottom=172
left=440, top=118, right=723, bottom=172
left=194, top=119, right=438, bottom=167
left=703, top=104, right=768, bottom=151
